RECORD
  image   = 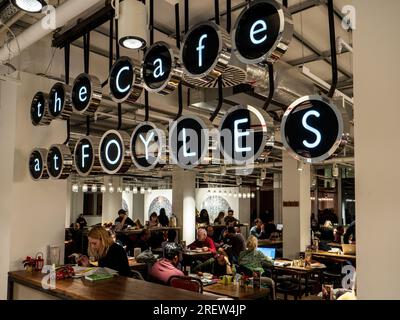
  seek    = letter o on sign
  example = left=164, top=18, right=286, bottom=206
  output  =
left=99, top=130, right=131, bottom=174
left=231, top=0, right=293, bottom=64
left=30, top=92, right=52, bottom=126
left=29, top=148, right=49, bottom=180
left=130, top=122, right=167, bottom=170
left=109, top=57, right=143, bottom=103
left=46, top=144, right=73, bottom=179
left=281, top=95, right=346, bottom=163
left=71, top=73, right=102, bottom=115
left=169, top=115, right=212, bottom=169
left=48, top=82, right=72, bottom=120
left=74, top=137, right=102, bottom=176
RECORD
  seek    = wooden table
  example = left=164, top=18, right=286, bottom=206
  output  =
left=203, top=282, right=269, bottom=300
left=258, top=239, right=283, bottom=248
left=8, top=270, right=216, bottom=300
left=311, top=251, right=356, bottom=265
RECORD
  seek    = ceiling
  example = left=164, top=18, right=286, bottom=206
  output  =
left=0, top=0, right=354, bottom=187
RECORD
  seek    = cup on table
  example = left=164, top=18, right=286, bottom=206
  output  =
left=133, top=247, right=141, bottom=258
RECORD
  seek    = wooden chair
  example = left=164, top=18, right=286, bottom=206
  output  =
left=168, top=276, right=203, bottom=293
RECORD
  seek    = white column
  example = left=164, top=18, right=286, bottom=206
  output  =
left=172, top=168, right=196, bottom=244
left=353, top=0, right=400, bottom=299
left=273, top=173, right=282, bottom=224
left=0, top=73, right=68, bottom=299
left=282, top=152, right=311, bottom=259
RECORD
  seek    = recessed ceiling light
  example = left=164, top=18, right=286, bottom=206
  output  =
left=120, top=38, right=146, bottom=50
left=12, top=0, right=47, bottom=13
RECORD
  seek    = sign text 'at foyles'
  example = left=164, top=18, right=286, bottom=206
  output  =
left=281, top=95, right=346, bottom=163
left=30, top=105, right=273, bottom=179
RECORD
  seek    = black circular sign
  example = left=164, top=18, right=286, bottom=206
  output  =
left=72, top=74, right=92, bottom=112
left=74, top=138, right=94, bottom=175
left=49, top=83, right=67, bottom=118
left=99, top=131, right=131, bottom=174
left=29, top=149, right=47, bottom=180
left=169, top=116, right=209, bottom=169
left=182, top=24, right=220, bottom=76
left=131, top=123, right=164, bottom=169
left=281, top=96, right=344, bottom=163
left=31, top=92, right=51, bottom=126
left=109, top=58, right=135, bottom=101
left=219, top=106, right=269, bottom=164
left=143, top=43, right=172, bottom=89
left=47, top=146, right=64, bottom=178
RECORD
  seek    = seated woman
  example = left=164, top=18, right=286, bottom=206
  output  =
left=238, top=235, right=275, bottom=299
left=77, top=226, right=131, bottom=277
left=148, top=212, right=160, bottom=228
left=192, top=250, right=232, bottom=277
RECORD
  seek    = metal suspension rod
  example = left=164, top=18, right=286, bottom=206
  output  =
left=215, top=0, right=220, bottom=25
left=226, top=0, right=231, bottom=32
left=263, top=63, right=275, bottom=111
left=63, top=45, right=70, bottom=145
left=327, top=0, right=338, bottom=98
left=210, top=76, right=224, bottom=122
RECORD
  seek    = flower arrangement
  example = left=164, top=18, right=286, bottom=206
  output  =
left=22, top=256, right=37, bottom=272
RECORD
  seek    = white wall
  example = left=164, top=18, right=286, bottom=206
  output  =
left=144, top=189, right=173, bottom=221
left=353, top=0, right=400, bottom=299
left=0, top=72, right=68, bottom=299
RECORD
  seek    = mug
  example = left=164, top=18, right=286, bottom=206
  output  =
left=133, top=247, right=141, bottom=258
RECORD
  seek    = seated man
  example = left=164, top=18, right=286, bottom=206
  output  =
left=115, top=209, right=135, bottom=231
left=188, top=228, right=216, bottom=253
left=148, top=243, right=184, bottom=284
left=192, top=250, right=232, bottom=277
left=131, top=229, right=151, bottom=253
left=225, top=226, right=245, bottom=264
left=250, top=218, right=265, bottom=239
left=224, top=209, right=238, bottom=225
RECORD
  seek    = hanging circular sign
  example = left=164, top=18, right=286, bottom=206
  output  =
left=71, top=73, right=102, bottom=115
left=48, top=82, right=72, bottom=120
left=99, top=130, right=131, bottom=174
left=231, top=0, right=293, bottom=64
left=181, top=22, right=231, bottom=82
left=218, top=105, right=273, bottom=164
left=281, top=95, right=345, bottom=163
left=73, top=136, right=102, bottom=176
left=46, top=144, right=73, bottom=179
left=30, top=92, right=52, bottom=126
left=142, top=42, right=183, bottom=95
left=109, top=57, right=143, bottom=103
left=29, top=148, right=49, bottom=180
left=169, top=115, right=212, bottom=169
left=130, top=122, right=167, bottom=170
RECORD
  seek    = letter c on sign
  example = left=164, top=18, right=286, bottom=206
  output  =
left=302, top=110, right=322, bottom=149
left=116, top=66, right=131, bottom=93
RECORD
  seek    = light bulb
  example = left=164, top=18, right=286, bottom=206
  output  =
left=117, top=187, right=123, bottom=193
left=91, top=185, right=97, bottom=193
left=140, top=187, right=145, bottom=194
left=82, top=184, right=88, bottom=193
left=147, top=187, right=152, bottom=193
left=125, top=186, right=131, bottom=192
left=72, top=184, right=79, bottom=193
left=133, top=187, right=138, bottom=194
left=251, top=192, right=255, bottom=198
left=109, top=186, right=115, bottom=193
left=101, top=185, right=106, bottom=193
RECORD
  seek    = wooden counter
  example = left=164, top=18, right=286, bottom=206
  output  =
left=8, top=270, right=216, bottom=300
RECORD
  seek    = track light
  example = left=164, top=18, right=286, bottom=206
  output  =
left=297, top=161, right=304, bottom=172
left=133, top=187, right=138, bottom=194
left=91, top=184, right=97, bottom=193
left=332, top=163, right=339, bottom=177
left=125, top=186, right=131, bottom=192
left=140, top=187, right=145, bottom=194
left=331, top=179, right=336, bottom=189
left=72, top=184, right=79, bottom=193
left=82, top=184, right=88, bottom=193
left=260, top=168, right=267, bottom=180
left=11, top=0, right=47, bottom=13
left=118, top=0, right=148, bottom=50
left=251, top=192, right=255, bottom=199
left=147, top=187, right=152, bottom=193
left=109, top=186, right=115, bottom=193
left=101, top=185, right=107, bottom=193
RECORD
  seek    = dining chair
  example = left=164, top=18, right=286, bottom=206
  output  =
left=168, top=275, right=203, bottom=293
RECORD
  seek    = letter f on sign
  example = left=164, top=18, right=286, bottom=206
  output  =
left=197, top=34, right=208, bottom=67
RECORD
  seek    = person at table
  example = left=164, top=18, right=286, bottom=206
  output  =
left=224, top=209, right=238, bottom=225
left=115, top=209, right=135, bottom=231
left=250, top=218, right=266, bottom=239
left=131, top=229, right=152, bottom=252
left=192, top=250, right=232, bottom=277
left=148, top=212, right=160, bottom=228
left=238, top=235, right=275, bottom=299
left=264, top=219, right=277, bottom=239
left=343, top=221, right=356, bottom=244
left=213, top=211, right=225, bottom=225
left=224, top=226, right=246, bottom=264
left=334, top=225, right=345, bottom=243
left=77, top=226, right=131, bottom=277
left=75, top=214, right=87, bottom=230
left=188, top=228, right=216, bottom=253
left=319, top=220, right=335, bottom=242
left=148, top=243, right=184, bottom=284
left=196, top=209, right=210, bottom=225
left=158, top=208, right=169, bottom=227
left=162, top=229, right=178, bottom=257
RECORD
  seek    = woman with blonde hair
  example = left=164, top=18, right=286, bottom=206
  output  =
left=238, top=235, right=275, bottom=299
left=77, top=226, right=131, bottom=277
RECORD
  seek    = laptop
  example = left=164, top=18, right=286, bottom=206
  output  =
left=257, top=247, right=276, bottom=260
left=342, top=244, right=356, bottom=255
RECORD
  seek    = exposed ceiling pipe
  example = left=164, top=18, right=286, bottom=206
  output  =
left=0, top=0, right=105, bottom=64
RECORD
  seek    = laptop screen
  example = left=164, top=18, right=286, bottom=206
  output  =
left=257, top=247, right=276, bottom=259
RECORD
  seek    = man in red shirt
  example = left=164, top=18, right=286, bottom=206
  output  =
left=148, top=243, right=184, bottom=284
left=188, top=228, right=216, bottom=253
